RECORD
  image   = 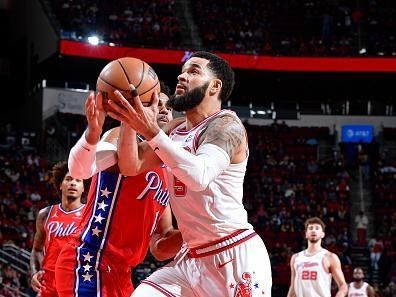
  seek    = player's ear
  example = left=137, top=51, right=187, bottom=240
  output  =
left=209, top=79, right=222, bottom=96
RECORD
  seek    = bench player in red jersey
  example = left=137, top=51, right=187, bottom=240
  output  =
left=54, top=84, right=182, bottom=297
left=30, top=161, right=85, bottom=296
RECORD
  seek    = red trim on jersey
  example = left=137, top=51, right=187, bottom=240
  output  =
left=44, top=205, right=55, bottom=230
left=141, top=280, right=177, bottom=297
left=192, top=229, right=246, bottom=250
left=173, top=110, right=224, bottom=135
left=192, top=129, right=201, bottom=152
left=58, top=204, right=85, bottom=214
left=188, top=230, right=257, bottom=258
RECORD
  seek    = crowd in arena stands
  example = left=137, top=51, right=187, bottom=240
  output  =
left=372, top=149, right=396, bottom=291
left=193, top=0, right=396, bottom=56
left=0, top=263, right=31, bottom=297
left=49, top=0, right=396, bottom=56
left=243, top=123, right=354, bottom=294
left=51, top=0, right=181, bottom=48
left=0, top=128, right=56, bottom=296
left=2, top=122, right=396, bottom=295
left=194, top=0, right=396, bottom=56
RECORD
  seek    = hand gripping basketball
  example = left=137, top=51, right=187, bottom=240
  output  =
left=107, top=84, right=161, bottom=141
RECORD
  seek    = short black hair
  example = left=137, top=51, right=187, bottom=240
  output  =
left=160, top=81, right=171, bottom=98
left=190, top=51, right=235, bottom=102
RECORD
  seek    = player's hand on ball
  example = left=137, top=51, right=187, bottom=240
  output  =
left=85, top=91, right=106, bottom=144
left=107, top=84, right=161, bottom=140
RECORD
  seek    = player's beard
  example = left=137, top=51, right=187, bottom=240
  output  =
left=66, top=195, right=79, bottom=203
left=353, top=276, right=364, bottom=282
left=168, top=82, right=209, bottom=112
left=308, top=238, right=320, bottom=244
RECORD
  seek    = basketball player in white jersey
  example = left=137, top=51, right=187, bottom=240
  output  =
left=287, top=217, right=348, bottom=297
left=348, top=267, right=375, bottom=297
left=107, top=51, right=272, bottom=297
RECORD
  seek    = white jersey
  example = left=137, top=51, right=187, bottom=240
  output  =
left=293, top=249, right=332, bottom=297
left=348, top=282, right=369, bottom=297
left=167, top=109, right=253, bottom=247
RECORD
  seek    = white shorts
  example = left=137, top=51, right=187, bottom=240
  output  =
left=132, top=229, right=272, bottom=297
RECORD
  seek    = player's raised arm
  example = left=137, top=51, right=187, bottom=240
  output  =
left=114, top=85, right=184, bottom=176
left=114, top=86, right=162, bottom=176
left=68, top=92, right=118, bottom=179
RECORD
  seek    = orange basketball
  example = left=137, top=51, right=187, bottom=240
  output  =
left=96, top=57, right=160, bottom=112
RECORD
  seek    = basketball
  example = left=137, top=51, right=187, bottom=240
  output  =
left=96, top=57, right=160, bottom=112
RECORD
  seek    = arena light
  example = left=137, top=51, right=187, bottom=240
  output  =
left=87, top=35, right=99, bottom=46
left=359, top=48, right=367, bottom=54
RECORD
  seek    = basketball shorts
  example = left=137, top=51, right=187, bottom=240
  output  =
left=55, top=241, right=133, bottom=297
left=40, top=270, right=58, bottom=297
left=132, top=229, right=272, bottom=297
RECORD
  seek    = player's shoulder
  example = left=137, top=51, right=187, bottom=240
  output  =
left=206, top=111, right=247, bottom=141
left=37, top=205, right=52, bottom=218
left=210, top=111, right=244, bottom=126
left=291, top=251, right=301, bottom=262
left=325, top=250, right=341, bottom=264
left=101, top=127, right=120, bottom=143
left=36, top=205, right=53, bottom=226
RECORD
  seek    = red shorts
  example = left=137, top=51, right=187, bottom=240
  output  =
left=55, top=241, right=133, bottom=297
left=41, top=270, right=58, bottom=297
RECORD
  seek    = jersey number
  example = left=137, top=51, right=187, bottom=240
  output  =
left=174, top=177, right=187, bottom=197
left=301, top=270, right=317, bottom=280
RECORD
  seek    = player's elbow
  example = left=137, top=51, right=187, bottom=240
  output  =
left=68, top=161, right=91, bottom=179
left=68, top=151, right=93, bottom=179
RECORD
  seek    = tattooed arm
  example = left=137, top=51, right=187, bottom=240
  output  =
left=146, top=114, right=247, bottom=191
left=198, top=114, right=247, bottom=163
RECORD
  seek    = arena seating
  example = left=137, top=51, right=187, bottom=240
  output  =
left=50, top=0, right=181, bottom=48
left=48, top=0, right=396, bottom=56
left=2, top=122, right=394, bottom=296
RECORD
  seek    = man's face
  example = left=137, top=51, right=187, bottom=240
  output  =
left=60, top=172, right=84, bottom=202
left=305, top=224, right=325, bottom=243
left=167, top=57, right=213, bottom=112
left=157, top=92, right=173, bottom=128
left=353, top=268, right=364, bottom=281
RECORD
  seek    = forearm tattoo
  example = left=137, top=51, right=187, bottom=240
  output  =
left=202, top=115, right=245, bottom=158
